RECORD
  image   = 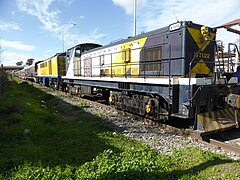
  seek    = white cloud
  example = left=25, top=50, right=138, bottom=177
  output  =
left=0, top=51, right=35, bottom=66
left=17, top=0, right=59, bottom=31
left=112, top=0, right=240, bottom=44
left=16, top=0, right=105, bottom=49
left=79, top=16, right=85, bottom=20
left=112, top=0, right=240, bottom=28
left=0, top=21, right=21, bottom=31
left=141, top=0, right=240, bottom=30
left=1, top=39, right=35, bottom=51
left=62, top=0, right=75, bottom=7
left=112, top=0, right=146, bottom=15
left=62, top=28, right=106, bottom=49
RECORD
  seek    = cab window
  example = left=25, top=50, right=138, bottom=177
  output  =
left=75, top=48, right=81, bottom=57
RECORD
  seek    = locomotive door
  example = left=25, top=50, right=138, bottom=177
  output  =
left=73, top=47, right=81, bottom=76
left=48, top=60, right=52, bottom=75
left=84, top=57, right=92, bottom=76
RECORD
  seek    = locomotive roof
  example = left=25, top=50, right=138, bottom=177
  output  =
left=81, top=21, right=179, bottom=54
left=40, top=52, right=66, bottom=62
left=81, top=21, right=214, bottom=55
left=81, top=26, right=168, bottom=54
left=67, top=43, right=102, bottom=50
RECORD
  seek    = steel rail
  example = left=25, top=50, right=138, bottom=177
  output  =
left=194, top=136, right=240, bottom=155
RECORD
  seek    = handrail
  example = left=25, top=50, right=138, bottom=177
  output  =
left=228, top=43, right=240, bottom=72
left=216, top=40, right=224, bottom=74
left=167, top=43, right=172, bottom=111
left=82, top=42, right=173, bottom=77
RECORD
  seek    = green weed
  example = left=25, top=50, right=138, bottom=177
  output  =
left=77, top=102, right=90, bottom=109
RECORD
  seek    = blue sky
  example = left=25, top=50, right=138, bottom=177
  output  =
left=0, top=0, right=240, bottom=65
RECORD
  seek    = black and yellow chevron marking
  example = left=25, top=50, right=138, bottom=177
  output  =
left=187, top=27, right=216, bottom=76
left=187, top=27, right=215, bottom=51
left=197, top=107, right=239, bottom=132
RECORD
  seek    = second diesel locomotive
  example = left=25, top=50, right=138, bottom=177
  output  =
left=37, top=52, right=66, bottom=89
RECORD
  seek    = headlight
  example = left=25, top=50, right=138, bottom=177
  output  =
left=201, top=26, right=209, bottom=40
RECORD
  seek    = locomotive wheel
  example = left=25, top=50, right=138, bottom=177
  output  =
left=159, top=101, right=169, bottom=122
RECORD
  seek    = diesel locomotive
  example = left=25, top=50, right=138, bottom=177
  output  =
left=36, top=52, right=66, bottom=89
left=62, top=21, right=240, bottom=133
left=19, top=21, right=240, bottom=133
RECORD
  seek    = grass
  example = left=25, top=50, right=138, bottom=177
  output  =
left=0, top=77, right=239, bottom=179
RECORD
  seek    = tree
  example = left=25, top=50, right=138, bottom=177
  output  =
left=26, top=58, right=34, bottom=66
left=16, top=61, right=23, bottom=66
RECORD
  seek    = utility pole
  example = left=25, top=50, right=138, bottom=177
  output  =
left=134, top=0, right=137, bottom=36
left=62, top=23, right=76, bottom=52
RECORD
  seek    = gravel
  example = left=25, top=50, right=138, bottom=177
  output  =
left=41, top=87, right=240, bottom=161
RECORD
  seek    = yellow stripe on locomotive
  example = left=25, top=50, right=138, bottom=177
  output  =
left=101, top=37, right=147, bottom=77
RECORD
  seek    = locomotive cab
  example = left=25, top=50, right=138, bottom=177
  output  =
left=65, top=43, right=102, bottom=78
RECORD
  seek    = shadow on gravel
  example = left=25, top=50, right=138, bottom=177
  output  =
left=207, top=128, right=240, bottom=142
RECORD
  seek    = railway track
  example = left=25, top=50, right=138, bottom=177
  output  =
left=198, top=137, right=240, bottom=155
left=31, top=81, right=240, bottom=158
left=195, top=128, right=240, bottom=156
left=125, top=111, right=240, bottom=156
